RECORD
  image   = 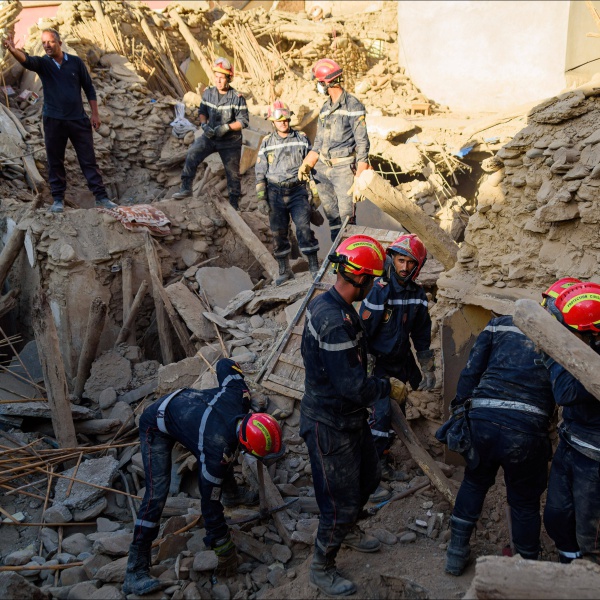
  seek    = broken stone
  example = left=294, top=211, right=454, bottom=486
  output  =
left=157, top=356, right=205, bottom=395
left=291, top=531, right=313, bottom=545
left=156, top=534, right=189, bottom=562
left=108, top=401, right=134, bottom=425
left=54, top=457, right=119, bottom=512
left=67, top=581, right=99, bottom=600
left=164, top=281, right=214, bottom=342
left=535, top=201, right=580, bottom=223
left=60, top=566, right=89, bottom=587
left=0, top=401, right=95, bottom=421
left=95, top=556, right=128, bottom=583
left=212, top=584, right=231, bottom=600
left=118, top=380, right=158, bottom=405
left=89, top=586, right=125, bottom=599
left=43, top=504, right=73, bottom=524
left=92, top=532, right=133, bottom=557
left=270, top=544, right=292, bottom=564
left=97, top=517, right=121, bottom=533
left=83, top=554, right=113, bottom=579
left=214, top=289, right=256, bottom=319
left=4, top=548, right=35, bottom=566
left=369, top=528, right=397, bottom=545
left=0, top=572, right=49, bottom=600
left=196, top=266, right=253, bottom=309
left=250, top=327, right=275, bottom=340
left=98, top=388, right=117, bottom=411
left=41, top=527, right=59, bottom=553
left=398, top=531, right=417, bottom=543
left=84, top=351, right=132, bottom=402
left=192, top=551, right=218, bottom=572
left=73, top=497, right=108, bottom=522
left=62, top=533, right=93, bottom=556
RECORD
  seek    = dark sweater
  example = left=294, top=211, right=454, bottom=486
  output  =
left=22, top=52, right=96, bottom=120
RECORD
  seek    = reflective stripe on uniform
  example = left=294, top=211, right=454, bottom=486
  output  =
left=484, top=325, right=524, bottom=335
left=470, top=398, right=549, bottom=417
left=362, top=297, right=428, bottom=311
left=321, top=109, right=365, bottom=118
left=258, top=140, right=310, bottom=155
left=201, top=101, right=240, bottom=110
left=135, top=518, right=159, bottom=528
left=306, top=310, right=361, bottom=351
left=570, top=433, right=600, bottom=453
left=558, top=550, right=582, bottom=559
left=370, top=429, right=392, bottom=438
left=156, top=389, right=183, bottom=434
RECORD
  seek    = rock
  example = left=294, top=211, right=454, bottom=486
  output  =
left=0, top=401, right=95, bottom=421
left=270, top=544, right=292, bottom=564
left=212, top=584, right=231, bottom=600
left=535, top=201, right=580, bottom=223
left=157, top=356, right=206, bottom=395
left=95, top=556, right=128, bottom=583
left=196, top=266, right=253, bottom=309
left=84, top=351, right=132, bottom=402
left=54, top=457, right=119, bottom=512
left=295, top=519, right=319, bottom=534
left=365, top=115, right=416, bottom=141
left=369, top=528, right=397, bottom=545
left=4, top=548, right=36, bottom=566
left=0, top=572, right=49, bottom=599
left=156, top=534, right=189, bottom=562
left=89, top=585, right=125, bottom=599
left=182, top=581, right=203, bottom=599
left=73, top=498, right=108, bottom=522
left=41, top=527, right=59, bottom=553
left=398, top=532, right=417, bottom=544
left=249, top=315, right=264, bottom=329
left=97, top=517, right=121, bottom=533
left=250, top=327, right=275, bottom=340
left=98, top=388, right=117, bottom=411
left=108, top=401, right=134, bottom=426
left=164, top=282, right=214, bottom=342
left=267, top=566, right=286, bottom=587
left=92, top=533, right=133, bottom=557
left=528, top=91, right=588, bottom=124
left=62, top=533, right=93, bottom=556
left=67, top=582, right=99, bottom=600
left=60, top=566, right=89, bottom=587
left=56, top=553, right=78, bottom=564
left=192, top=551, right=218, bottom=571
left=83, top=554, right=113, bottom=579
left=290, top=531, right=313, bottom=545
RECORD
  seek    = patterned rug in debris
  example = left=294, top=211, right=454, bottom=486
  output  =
left=97, top=204, right=171, bottom=236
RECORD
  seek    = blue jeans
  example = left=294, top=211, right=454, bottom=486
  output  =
left=452, top=418, right=551, bottom=558
left=182, top=136, right=241, bottom=202
left=132, top=395, right=231, bottom=550
left=267, top=183, right=319, bottom=258
left=544, top=439, right=600, bottom=563
left=300, top=414, right=380, bottom=557
left=313, top=160, right=354, bottom=240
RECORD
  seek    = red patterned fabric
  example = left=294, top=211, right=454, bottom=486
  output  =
left=97, top=204, right=171, bottom=236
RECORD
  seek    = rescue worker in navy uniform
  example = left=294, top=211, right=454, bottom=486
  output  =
left=542, top=281, right=600, bottom=565
left=298, top=58, right=370, bottom=240
left=255, top=100, right=320, bottom=286
left=300, top=235, right=405, bottom=597
left=122, top=358, right=283, bottom=596
left=359, top=234, right=435, bottom=501
left=440, top=280, right=569, bottom=576
left=173, top=57, right=249, bottom=210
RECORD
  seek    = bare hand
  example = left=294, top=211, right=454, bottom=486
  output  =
left=91, top=115, right=101, bottom=130
left=3, top=32, right=16, bottom=52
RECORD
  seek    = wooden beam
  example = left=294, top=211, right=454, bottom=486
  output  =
left=32, top=294, right=77, bottom=449
left=121, top=257, right=136, bottom=346
left=115, top=280, right=148, bottom=347
left=72, top=297, right=107, bottom=399
left=390, top=401, right=457, bottom=505
left=355, top=169, right=459, bottom=271
left=513, top=299, right=600, bottom=401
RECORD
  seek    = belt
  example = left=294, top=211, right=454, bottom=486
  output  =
left=562, top=426, right=600, bottom=461
left=156, top=388, right=183, bottom=434
left=267, top=179, right=304, bottom=190
left=319, top=153, right=355, bottom=167
left=469, top=398, right=549, bottom=417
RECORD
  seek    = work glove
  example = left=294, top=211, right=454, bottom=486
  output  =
left=257, top=198, right=270, bottom=216
left=308, top=179, right=321, bottom=209
left=213, top=533, right=239, bottom=577
left=298, top=163, right=312, bottom=182
left=416, top=350, right=436, bottom=391
left=347, top=177, right=367, bottom=203
left=202, top=123, right=215, bottom=139
left=214, top=124, right=230, bottom=138
left=389, top=377, right=408, bottom=405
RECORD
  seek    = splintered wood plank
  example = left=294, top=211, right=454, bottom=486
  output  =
left=279, top=352, right=304, bottom=369
left=268, top=374, right=304, bottom=393
left=261, top=378, right=303, bottom=400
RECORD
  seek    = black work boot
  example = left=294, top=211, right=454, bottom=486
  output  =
left=342, top=525, right=381, bottom=553
left=229, top=196, right=240, bottom=211
left=307, top=253, right=320, bottom=278
left=380, top=458, right=409, bottom=482
left=445, top=516, right=475, bottom=576
left=172, top=178, right=192, bottom=200
left=122, top=544, right=165, bottom=596
left=275, top=256, right=294, bottom=286
left=309, top=546, right=356, bottom=597
left=49, top=198, right=64, bottom=213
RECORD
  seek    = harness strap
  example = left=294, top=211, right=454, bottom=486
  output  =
left=156, top=389, right=183, bottom=434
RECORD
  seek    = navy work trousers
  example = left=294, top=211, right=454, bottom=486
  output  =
left=43, top=116, right=107, bottom=201
left=132, top=395, right=231, bottom=551
left=313, top=160, right=353, bottom=239
left=452, top=418, right=551, bottom=558
left=267, top=183, right=318, bottom=258
left=182, top=136, right=241, bottom=201
left=300, top=414, right=380, bottom=556
left=544, top=440, right=600, bottom=563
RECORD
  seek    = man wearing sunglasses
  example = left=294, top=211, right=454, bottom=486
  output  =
left=173, top=57, right=249, bottom=210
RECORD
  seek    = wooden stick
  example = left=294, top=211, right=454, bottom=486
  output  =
left=65, top=452, right=84, bottom=498
left=168, top=9, right=214, bottom=81
left=73, top=297, right=107, bottom=399
left=0, top=562, right=83, bottom=572
left=121, top=257, right=136, bottom=346
left=115, top=279, right=148, bottom=347
left=0, top=484, right=46, bottom=501
left=1, top=521, right=96, bottom=527
left=0, top=504, right=21, bottom=524
left=198, top=289, right=228, bottom=358
left=0, top=323, right=45, bottom=393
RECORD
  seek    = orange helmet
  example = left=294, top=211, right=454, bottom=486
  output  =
left=312, top=58, right=343, bottom=84
left=238, top=413, right=283, bottom=459
left=541, top=277, right=581, bottom=306
left=386, top=234, right=427, bottom=282
left=552, top=283, right=600, bottom=333
left=213, top=57, right=234, bottom=79
left=268, top=100, right=291, bottom=122
left=330, top=235, right=385, bottom=277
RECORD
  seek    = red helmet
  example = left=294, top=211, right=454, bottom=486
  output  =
left=268, top=100, right=291, bottom=122
left=553, top=282, right=600, bottom=333
left=213, top=57, right=234, bottom=79
left=386, top=234, right=427, bottom=281
left=312, top=58, right=343, bottom=84
left=238, top=413, right=283, bottom=458
left=541, top=277, right=581, bottom=305
left=330, top=235, right=385, bottom=277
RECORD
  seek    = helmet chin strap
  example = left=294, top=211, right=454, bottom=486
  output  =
left=339, top=267, right=371, bottom=290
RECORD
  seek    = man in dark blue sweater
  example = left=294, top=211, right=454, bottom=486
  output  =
left=3, top=29, right=116, bottom=213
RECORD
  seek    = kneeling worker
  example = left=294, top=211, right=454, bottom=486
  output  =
left=123, top=358, right=283, bottom=596
left=255, top=100, right=320, bottom=285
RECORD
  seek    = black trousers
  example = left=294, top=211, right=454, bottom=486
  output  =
left=43, top=116, right=107, bottom=200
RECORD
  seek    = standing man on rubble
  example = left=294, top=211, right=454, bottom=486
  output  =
left=542, top=282, right=600, bottom=565
left=437, top=281, right=570, bottom=576
left=3, top=29, right=117, bottom=214
left=359, top=234, right=435, bottom=502
left=172, top=57, right=248, bottom=210
left=123, top=358, right=283, bottom=596
left=255, top=100, right=320, bottom=285
left=297, top=58, right=370, bottom=240
left=300, top=235, right=406, bottom=597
